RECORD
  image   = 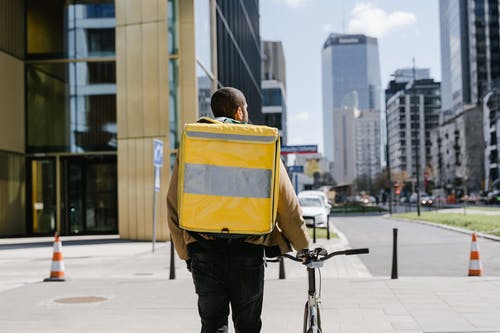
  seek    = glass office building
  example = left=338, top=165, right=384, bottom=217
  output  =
left=321, top=33, right=381, bottom=184
left=439, top=0, right=500, bottom=192
left=25, top=1, right=117, bottom=236
left=0, top=0, right=198, bottom=239
left=440, top=0, right=500, bottom=119
left=216, top=0, right=263, bottom=124
left=0, top=0, right=265, bottom=238
left=194, top=1, right=262, bottom=123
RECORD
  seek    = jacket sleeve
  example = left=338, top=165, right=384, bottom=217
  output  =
left=275, top=161, right=311, bottom=251
left=166, top=157, right=190, bottom=260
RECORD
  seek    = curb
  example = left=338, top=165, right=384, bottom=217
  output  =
left=385, top=214, right=500, bottom=242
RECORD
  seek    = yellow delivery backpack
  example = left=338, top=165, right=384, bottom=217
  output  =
left=178, top=117, right=280, bottom=236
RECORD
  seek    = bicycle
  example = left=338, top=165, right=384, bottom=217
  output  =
left=282, top=247, right=369, bottom=333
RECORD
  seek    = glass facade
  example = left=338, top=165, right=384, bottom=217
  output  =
left=262, top=84, right=287, bottom=144
left=440, top=0, right=467, bottom=117
left=263, top=88, right=283, bottom=106
left=216, top=0, right=262, bottom=124
left=62, top=156, right=117, bottom=234
left=323, top=35, right=380, bottom=110
left=195, top=0, right=215, bottom=118
left=321, top=34, right=382, bottom=181
left=440, top=0, right=500, bottom=118
left=25, top=0, right=117, bottom=235
left=26, top=1, right=116, bottom=154
left=169, top=0, right=180, bottom=162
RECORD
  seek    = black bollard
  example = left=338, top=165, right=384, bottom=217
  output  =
left=169, top=240, right=176, bottom=280
left=326, top=215, right=330, bottom=240
left=278, top=257, right=286, bottom=279
left=391, top=228, right=398, bottom=279
left=313, top=217, right=317, bottom=243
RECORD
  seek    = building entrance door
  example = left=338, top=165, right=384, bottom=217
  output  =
left=62, top=155, right=117, bottom=235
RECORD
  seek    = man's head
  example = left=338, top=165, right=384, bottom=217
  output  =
left=210, top=87, right=248, bottom=123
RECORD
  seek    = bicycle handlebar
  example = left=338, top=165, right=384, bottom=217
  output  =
left=281, top=247, right=369, bottom=263
left=336, top=248, right=370, bottom=256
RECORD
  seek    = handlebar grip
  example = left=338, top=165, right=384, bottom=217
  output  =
left=344, top=248, right=369, bottom=255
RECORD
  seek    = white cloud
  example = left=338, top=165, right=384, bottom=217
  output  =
left=272, top=0, right=309, bottom=9
left=290, top=112, right=310, bottom=122
left=323, top=23, right=334, bottom=33
left=347, top=2, right=416, bottom=38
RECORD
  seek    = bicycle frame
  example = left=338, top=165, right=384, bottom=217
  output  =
left=305, top=260, right=324, bottom=332
left=283, top=247, right=369, bottom=333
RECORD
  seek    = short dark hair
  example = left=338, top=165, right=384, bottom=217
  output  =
left=210, top=87, right=246, bottom=118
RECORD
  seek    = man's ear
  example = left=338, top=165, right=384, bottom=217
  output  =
left=234, top=107, right=244, bottom=121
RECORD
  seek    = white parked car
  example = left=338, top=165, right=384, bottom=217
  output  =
left=298, top=191, right=332, bottom=214
left=298, top=195, right=330, bottom=228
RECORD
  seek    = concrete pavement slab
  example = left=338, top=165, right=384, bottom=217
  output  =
left=2, top=237, right=500, bottom=332
left=3, top=276, right=500, bottom=332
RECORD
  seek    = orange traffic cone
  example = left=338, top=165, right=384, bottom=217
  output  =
left=468, top=233, right=483, bottom=276
left=44, top=233, right=66, bottom=282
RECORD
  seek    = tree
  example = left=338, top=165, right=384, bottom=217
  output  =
left=353, top=174, right=372, bottom=193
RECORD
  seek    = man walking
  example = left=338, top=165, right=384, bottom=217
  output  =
left=167, top=87, right=310, bottom=332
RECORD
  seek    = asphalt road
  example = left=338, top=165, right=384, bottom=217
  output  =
left=332, top=214, right=500, bottom=277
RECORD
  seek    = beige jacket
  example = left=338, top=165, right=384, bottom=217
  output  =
left=167, top=158, right=310, bottom=260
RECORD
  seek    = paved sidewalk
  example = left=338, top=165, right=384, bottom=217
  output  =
left=1, top=234, right=500, bottom=332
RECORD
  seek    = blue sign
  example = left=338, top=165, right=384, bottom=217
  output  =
left=281, top=145, right=318, bottom=154
left=288, top=165, right=304, bottom=173
left=153, top=139, right=164, bottom=167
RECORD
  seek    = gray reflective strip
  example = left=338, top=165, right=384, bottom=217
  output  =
left=184, top=163, right=272, bottom=198
left=186, top=131, right=276, bottom=143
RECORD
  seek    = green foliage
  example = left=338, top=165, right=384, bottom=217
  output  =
left=307, top=227, right=338, bottom=239
left=394, top=212, right=500, bottom=236
left=332, top=206, right=386, bottom=213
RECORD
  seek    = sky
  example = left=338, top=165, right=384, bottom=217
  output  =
left=260, top=0, right=441, bottom=154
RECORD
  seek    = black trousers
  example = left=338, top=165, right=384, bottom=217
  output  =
left=188, top=239, right=265, bottom=333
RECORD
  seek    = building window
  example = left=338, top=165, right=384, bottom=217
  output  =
left=86, top=28, right=115, bottom=56
left=26, top=1, right=116, bottom=153
left=263, top=88, right=283, bottom=106
left=86, top=4, right=115, bottom=18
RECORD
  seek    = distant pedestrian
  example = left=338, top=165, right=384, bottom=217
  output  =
left=167, top=87, right=310, bottom=332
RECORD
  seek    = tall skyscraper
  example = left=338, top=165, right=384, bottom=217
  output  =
left=216, top=1, right=263, bottom=124
left=440, top=0, right=500, bottom=119
left=321, top=33, right=381, bottom=185
left=438, top=0, right=500, bottom=193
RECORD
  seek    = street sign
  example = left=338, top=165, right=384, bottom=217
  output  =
left=280, top=144, right=318, bottom=154
left=288, top=165, right=304, bottom=173
left=153, top=139, right=164, bottom=167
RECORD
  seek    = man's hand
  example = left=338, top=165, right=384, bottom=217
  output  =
left=296, top=249, right=310, bottom=263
